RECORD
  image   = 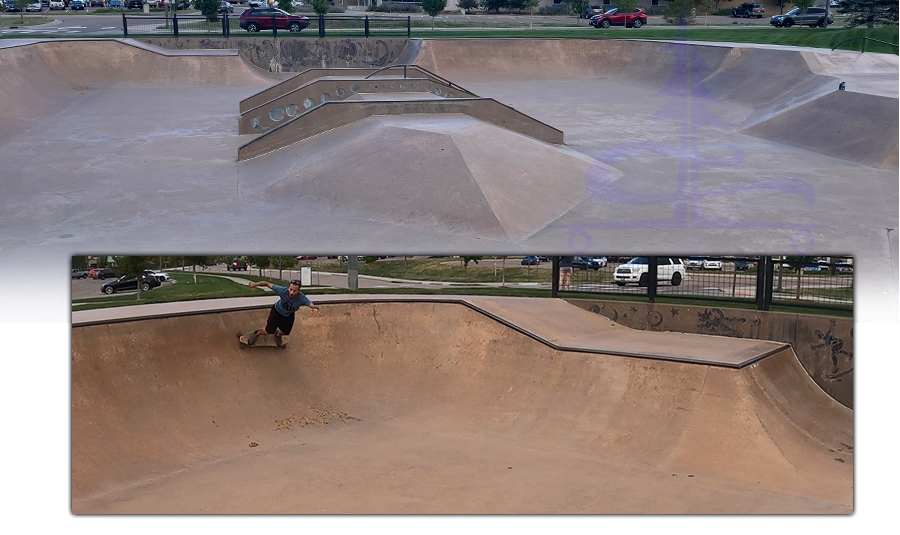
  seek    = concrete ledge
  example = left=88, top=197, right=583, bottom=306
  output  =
left=238, top=98, right=564, bottom=160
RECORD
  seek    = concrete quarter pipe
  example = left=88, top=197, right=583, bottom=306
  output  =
left=71, top=297, right=853, bottom=514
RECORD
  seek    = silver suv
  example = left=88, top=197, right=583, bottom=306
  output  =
left=770, top=7, right=834, bottom=28
left=614, top=257, right=685, bottom=287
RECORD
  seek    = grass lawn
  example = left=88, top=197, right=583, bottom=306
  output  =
left=1, top=15, right=54, bottom=27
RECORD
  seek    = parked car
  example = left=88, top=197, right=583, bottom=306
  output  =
left=92, top=268, right=118, bottom=280
left=89, top=0, right=105, bottom=6
left=248, top=0, right=263, bottom=7
left=684, top=257, right=705, bottom=270
left=732, top=2, right=765, bottom=18
left=573, top=256, right=601, bottom=270
left=227, top=258, right=248, bottom=271
left=734, top=260, right=751, bottom=271
left=72, top=268, right=90, bottom=279
left=25, top=0, right=42, bottom=11
left=521, top=256, right=540, bottom=266
left=614, top=257, right=685, bottom=287
left=125, top=0, right=144, bottom=8
left=108, top=0, right=123, bottom=7
left=802, top=264, right=824, bottom=272
left=148, top=270, right=171, bottom=282
left=580, top=4, right=604, bottom=18
left=218, top=0, right=233, bottom=12
left=70, top=0, right=85, bottom=8
left=703, top=259, right=723, bottom=270
left=590, top=8, right=647, bottom=29
left=3, top=1, right=21, bottom=11
left=49, top=0, right=65, bottom=9
left=835, top=263, right=853, bottom=274
left=101, top=274, right=161, bottom=294
left=239, top=8, right=310, bottom=32
left=591, top=256, right=608, bottom=268
left=770, top=7, right=833, bottom=27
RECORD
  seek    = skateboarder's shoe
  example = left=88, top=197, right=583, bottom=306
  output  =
left=247, top=331, right=258, bottom=346
left=275, top=334, right=285, bottom=347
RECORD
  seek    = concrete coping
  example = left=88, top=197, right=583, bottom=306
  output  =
left=72, top=294, right=789, bottom=369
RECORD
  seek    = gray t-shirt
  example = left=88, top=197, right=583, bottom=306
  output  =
left=272, top=285, right=312, bottom=317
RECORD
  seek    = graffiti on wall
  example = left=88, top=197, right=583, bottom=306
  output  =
left=696, top=308, right=747, bottom=338
left=812, top=319, right=853, bottom=380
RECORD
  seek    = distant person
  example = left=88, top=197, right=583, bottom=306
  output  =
left=247, top=279, right=320, bottom=346
left=559, top=256, right=574, bottom=291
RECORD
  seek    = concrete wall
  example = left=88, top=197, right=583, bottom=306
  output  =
left=566, top=299, right=853, bottom=408
left=135, top=37, right=409, bottom=73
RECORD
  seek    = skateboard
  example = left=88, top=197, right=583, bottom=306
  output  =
left=238, top=332, right=289, bottom=349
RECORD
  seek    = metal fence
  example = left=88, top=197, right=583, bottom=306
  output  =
left=554, top=256, right=853, bottom=312
left=122, top=13, right=411, bottom=38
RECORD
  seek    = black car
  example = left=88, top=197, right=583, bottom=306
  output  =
left=126, top=0, right=143, bottom=7
left=573, top=256, right=600, bottom=270
left=93, top=268, right=117, bottom=280
left=580, top=4, right=604, bottom=18
left=734, top=260, right=751, bottom=271
left=100, top=274, right=161, bottom=294
left=732, top=2, right=764, bottom=17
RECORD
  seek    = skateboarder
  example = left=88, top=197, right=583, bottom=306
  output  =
left=559, top=256, right=574, bottom=291
left=246, top=279, right=320, bottom=346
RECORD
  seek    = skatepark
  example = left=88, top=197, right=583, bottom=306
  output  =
left=0, top=35, right=897, bottom=322
left=71, top=295, right=853, bottom=514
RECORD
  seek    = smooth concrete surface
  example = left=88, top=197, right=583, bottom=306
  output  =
left=567, top=299, right=854, bottom=408
left=0, top=37, right=896, bottom=325
left=71, top=299, right=852, bottom=513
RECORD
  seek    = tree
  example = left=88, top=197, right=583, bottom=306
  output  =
left=616, top=0, right=638, bottom=15
left=838, top=0, right=898, bottom=28
left=422, top=0, right=447, bottom=29
left=458, top=0, right=479, bottom=11
left=480, top=0, right=506, bottom=14
left=277, top=0, right=295, bottom=12
left=186, top=256, right=210, bottom=284
left=115, top=256, right=151, bottom=301
left=196, top=0, right=220, bottom=21
left=790, top=0, right=815, bottom=10
left=570, top=0, right=590, bottom=24
left=523, top=0, right=540, bottom=28
left=247, top=256, right=271, bottom=278
left=312, top=0, right=329, bottom=16
left=698, top=0, right=716, bottom=25
left=72, top=256, right=88, bottom=270
left=784, top=256, right=816, bottom=300
left=663, top=0, right=696, bottom=25
left=13, top=0, right=27, bottom=23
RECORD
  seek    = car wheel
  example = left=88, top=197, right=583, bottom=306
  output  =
left=743, top=12, right=749, bottom=18
left=671, top=272, right=682, bottom=287
left=731, top=11, right=736, bottom=17
left=104, top=286, right=115, bottom=294
left=632, top=19, right=642, bottom=28
left=616, top=281, right=626, bottom=286
left=817, top=18, right=825, bottom=27
left=247, top=22, right=258, bottom=32
left=600, top=18, right=610, bottom=28
left=783, top=19, right=793, bottom=27
left=141, top=282, right=151, bottom=291
left=638, top=273, right=649, bottom=287
left=289, top=21, right=300, bottom=32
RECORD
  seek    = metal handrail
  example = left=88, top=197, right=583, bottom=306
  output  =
left=364, top=63, right=467, bottom=93
left=831, top=36, right=899, bottom=53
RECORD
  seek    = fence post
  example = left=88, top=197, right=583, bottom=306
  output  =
left=222, top=13, right=228, bottom=38
left=551, top=257, right=560, bottom=297
left=862, top=38, right=867, bottom=53
left=122, top=13, right=128, bottom=37
left=763, top=256, right=774, bottom=311
left=755, top=256, right=768, bottom=310
left=173, top=10, right=179, bottom=38
left=407, top=15, right=410, bottom=38
left=365, top=15, right=369, bottom=38
left=647, top=257, right=658, bottom=303
left=319, top=14, right=325, bottom=38
left=272, top=15, right=277, bottom=38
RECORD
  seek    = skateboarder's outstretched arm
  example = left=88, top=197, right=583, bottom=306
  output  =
left=250, top=280, right=320, bottom=313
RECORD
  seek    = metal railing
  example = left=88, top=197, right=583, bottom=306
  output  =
left=122, top=13, right=410, bottom=38
left=831, top=36, right=899, bottom=53
left=552, top=256, right=853, bottom=312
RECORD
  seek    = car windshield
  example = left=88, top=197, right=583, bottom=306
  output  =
left=786, top=8, right=799, bottom=14
left=626, top=257, right=649, bottom=265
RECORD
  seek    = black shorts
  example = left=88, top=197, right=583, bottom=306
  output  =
left=265, top=305, right=295, bottom=335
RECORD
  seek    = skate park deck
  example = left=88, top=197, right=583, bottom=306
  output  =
left=0, top=36, right=896, bottom=322
left=70, top=297, right=852, bottom=514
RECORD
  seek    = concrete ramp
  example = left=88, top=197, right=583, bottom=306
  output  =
left=71, top=298, right=853, bottom=514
